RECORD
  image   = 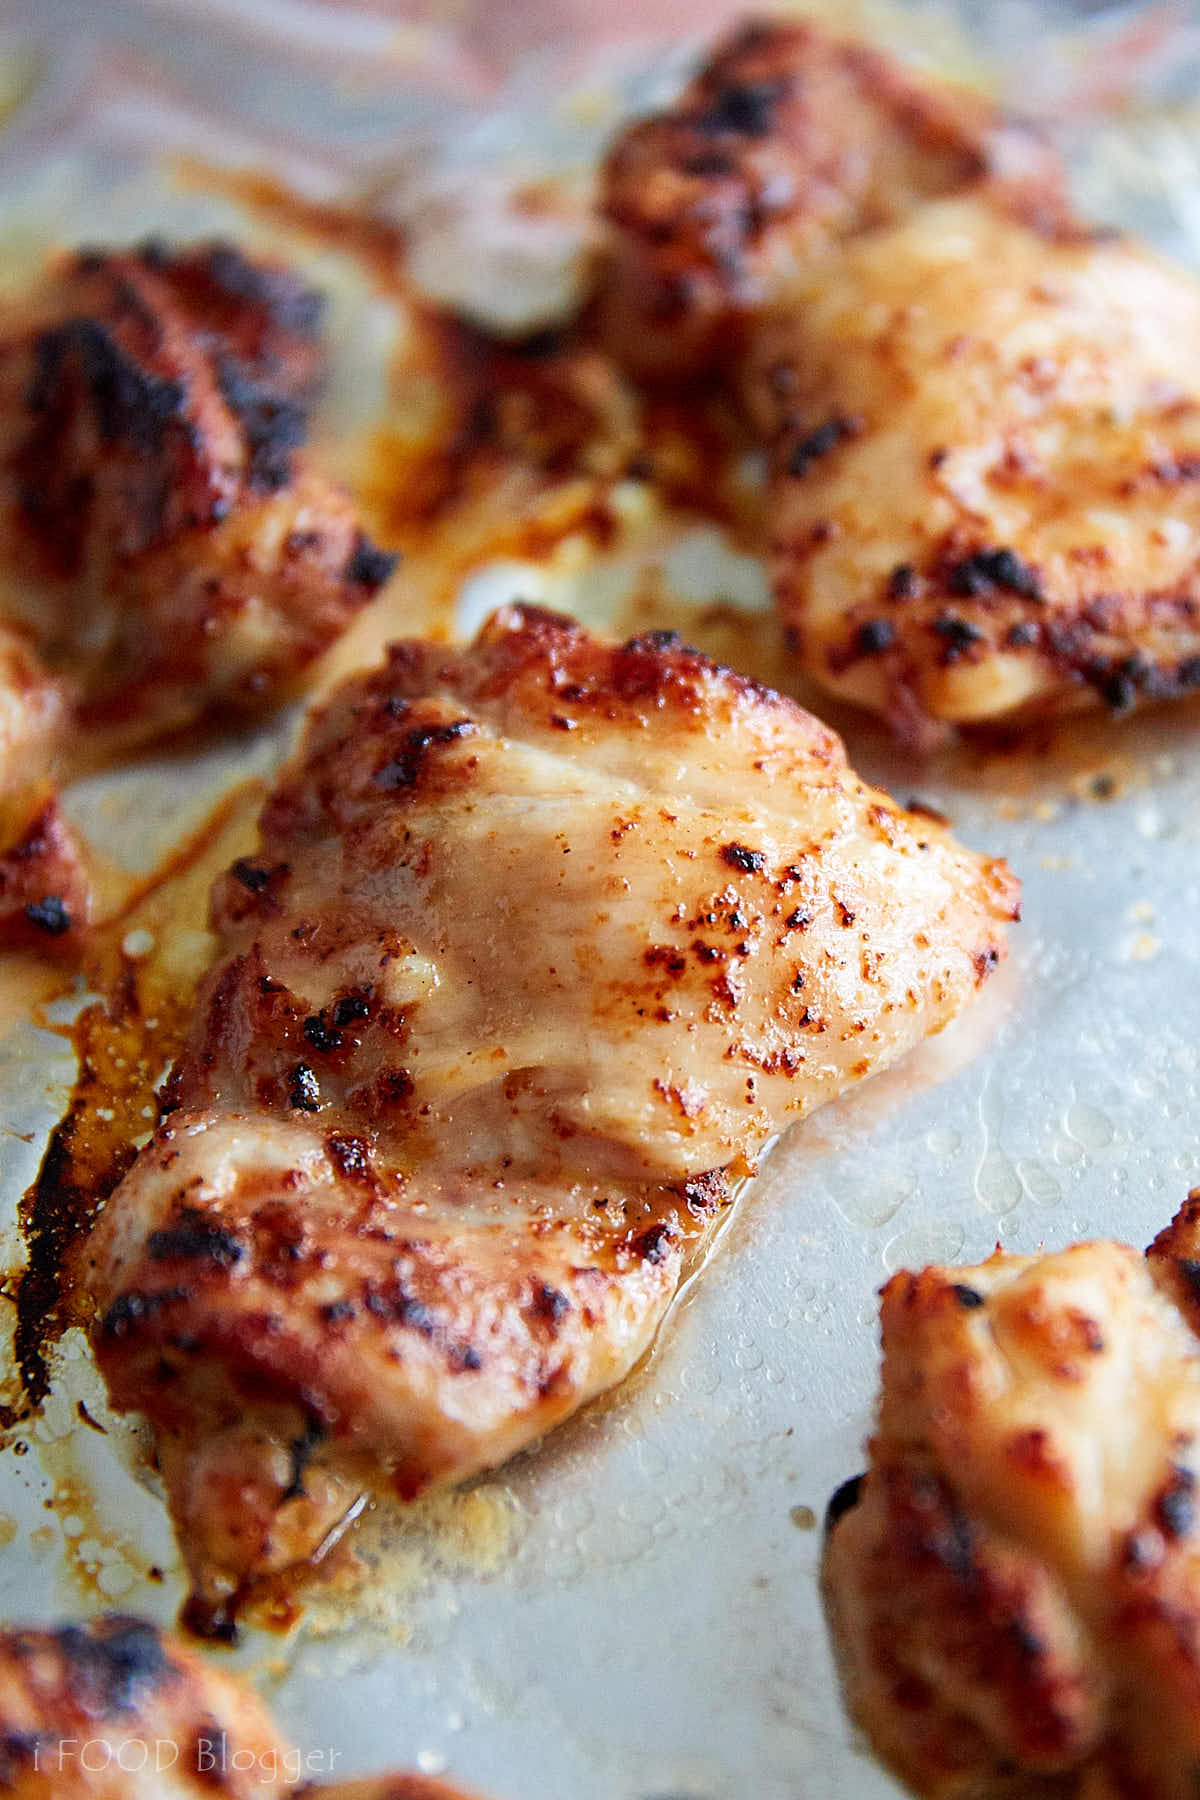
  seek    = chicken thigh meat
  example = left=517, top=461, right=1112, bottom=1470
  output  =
left=601, top=18, right=1200, bottom=737
left=824, top=1192, right=1200, bottom=1799
left=83, top=604, right=1017, bottom=1626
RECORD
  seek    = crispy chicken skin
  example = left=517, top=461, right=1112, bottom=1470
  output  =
left=0, top=1614, right=484, bottom=1798
left=823, top=1192, right=1200, bottom=1799
left=0, top=238, right=396, bottom=758
left=598, top=17, right=1067, bottom=382
left=83, top=604, right=1016, bottom=1627
left=601, top=18, right=1200, bottom=736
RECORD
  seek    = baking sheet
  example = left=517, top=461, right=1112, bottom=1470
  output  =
left=1, top=4, right=1200, bottom=1797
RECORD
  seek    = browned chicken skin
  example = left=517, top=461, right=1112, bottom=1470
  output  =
left=600, top=19, right=1200, bottom=738
left=0, top=238, right=395, bottom=750
left=82, top=604, right=1016, bottom=1630
left=0, top=239, right=397, bottom=948
left=0, top=1614, right=483, bottom=1798
left=598, top=16, right=1068, bottom=383
left=823, top=1192, right=1200, bottom=1798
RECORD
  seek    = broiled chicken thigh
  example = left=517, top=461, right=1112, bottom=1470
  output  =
left=758, top=200, right=1200, bottom=738
left=823, top=1192, right=1200, bottom=1799
left=0, top=1614, right=483, bottom=1799
left=83, top=604, right=1017, bottom=1629
left=0, top=238, right=395, bottom=757
left=599, top=16, right=1067, bottom=382
left=601, top=19, right=1200, bottom=737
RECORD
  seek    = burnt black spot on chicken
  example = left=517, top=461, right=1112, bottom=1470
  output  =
left=280, top=1414, right=327, bottom=1503
left=231, top=857, right=288, bottom=894
left=286, top=1063, right=321, bottom=1113
left=722, top=843, right=767, bottom=873
left=22, top=895, right=71, bottom=936
left=53, top=1617, right=171, bottom=1713
left=931, top=1498, right=976, bottom=1581
left=825, top=1472, right=865, bottom=1534
left=1155, top=1465, right=1195, bottom=1539
left=531, top=1282, right=571, bottom=1325
left=1175, top=1257, right=1200, bottom=1309
left=374, top=721, right=477, bottom=791
left=973, top=944, right=1001, bottom=981
left=344, top=533, right=399, bottom=589
left=949, top=546, right=1043, bottom=600
left=26, top=319, right=185, bottom=453
left=147, top=1215, right=243, bottom=1267
left=888, top=563, right=919, bottom=601
left=332, top=989, right=373, bottom=1029
left=698, top=76, right=790, bottom=138
left=856, top=618, right=895, bottom=656
left=633, top=1221, right=675, bottom=1265
left=99, top=1287, right=188, bottom=1341
left=214, top=354, right=308, bottom=492
left=787, top=414, right=859, bottom=479
left=302, top=1013, right=343, bottom=1055
left=934, top=612, right=986, bottom=662
left=184, top=240, right=325, bottom=339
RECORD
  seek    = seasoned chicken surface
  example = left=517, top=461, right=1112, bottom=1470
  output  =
left=0, top=1614, right=485, bottom=1798
left=598, top=16, right=1066, bottom=382
left=823, top=1192, right=1200, bottom=1799
left=0, top=238, right=396, bottom=768
left=83, top=604, right=1017, bottom=1628
left=757, top=200, right=1200, bottom=738
left=0, top=1614, right=295, bottom=1797
left=601, top=18, right=1200, bottom=737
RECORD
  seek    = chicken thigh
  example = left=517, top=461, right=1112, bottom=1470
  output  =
left=83, top=603, right=1017, bottom=1630
left=600, top=19, right=1200, bottom=738
left=0, top=238, right=395, bottom=759
left=823, top=1192, right=1200, bottom=1798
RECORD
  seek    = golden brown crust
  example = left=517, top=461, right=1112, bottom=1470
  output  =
left=0, top=239, right=397, bottom=748
left=598, top=16, right=1068, bottom=380
left=824, top=1193, right=1200, bottom=1798
left=84, top=603, right=1016, bottom=1626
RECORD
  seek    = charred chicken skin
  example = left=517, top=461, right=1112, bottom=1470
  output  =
left=599, top=16, right=1067, bottom=384
left=0, top=1614, right=482, bottom=1798
left=83, top=604, right=1017, bottom=1629
left=823, top=1192, right=1200, bottom=1799
left=601, top=19, right=1200, bottom=737
left=0, top=237, right=396, bottom=952
left=0, top=237, right=396, bottom=751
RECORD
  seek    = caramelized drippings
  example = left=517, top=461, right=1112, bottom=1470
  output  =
left=6, top=781, right=264, bottom=1411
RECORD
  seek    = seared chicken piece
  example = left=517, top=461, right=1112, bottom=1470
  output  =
left=601, top=19, right=1200, bottom=736
left=0, top=1614, right=484, bottom=1798
left=0, top=237, right=396, bottom=762
left=823, top=1191, right=1200, bottom=1799
left=0, top=787, right=90, bottom=950
left=0, top=1614, right=295, bottom=1797
left=598, top=17, right=1067, bottom=382
left=83, top=604, right=1016, bottom=1629
left=757, top=199, right=1200, bottom=737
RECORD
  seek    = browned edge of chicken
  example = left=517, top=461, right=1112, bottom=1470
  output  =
left=596, top=15, right=1069, bottom=382
left=822, top=1187, right=1200, bottom=1798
